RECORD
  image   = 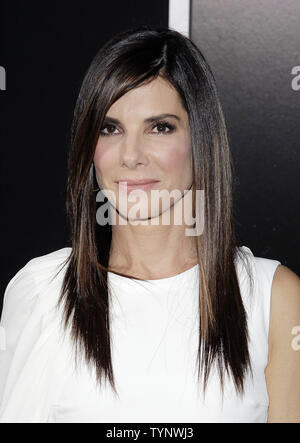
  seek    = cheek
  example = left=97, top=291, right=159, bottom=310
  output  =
left=93, top=142, right=115, bottom=172
left=157, top=139, right=191, bottom=170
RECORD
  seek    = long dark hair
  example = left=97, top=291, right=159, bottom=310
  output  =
left=57, top=25, right=254, bottom=398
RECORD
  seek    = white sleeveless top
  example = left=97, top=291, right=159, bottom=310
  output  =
left=0, top=246, right=281, bottom=423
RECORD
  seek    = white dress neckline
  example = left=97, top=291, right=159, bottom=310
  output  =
left=108, top=263, right=199, bottom=283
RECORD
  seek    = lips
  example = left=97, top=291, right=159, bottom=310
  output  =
left=116, top=179, right=160, bottom=185
left=115, top=179, right=160, bottom=194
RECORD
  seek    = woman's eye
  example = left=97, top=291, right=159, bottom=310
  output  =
left=99, top=124, right=119, bottom=136
left=99, top=121, right=175, bottom=137
left=151, top=121, right=175, bottom=135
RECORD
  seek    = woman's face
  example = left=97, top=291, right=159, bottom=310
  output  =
left=93, top=76, right=193, bottom=221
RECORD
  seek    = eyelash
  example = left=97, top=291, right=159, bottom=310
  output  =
left=99, top=120, right=176, bottom=137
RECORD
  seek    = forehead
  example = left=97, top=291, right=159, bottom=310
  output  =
left=106, top=76, right=187, bottom=119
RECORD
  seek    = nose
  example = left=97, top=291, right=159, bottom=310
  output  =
left=119, top=132, right=148, bottom=168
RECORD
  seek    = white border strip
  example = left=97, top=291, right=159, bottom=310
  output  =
left=168, top=0, right=190, bottom=37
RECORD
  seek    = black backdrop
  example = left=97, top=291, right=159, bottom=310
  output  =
left=1, top=1, right=299, bottom=312
left=191, top=0, right=300, bottom=275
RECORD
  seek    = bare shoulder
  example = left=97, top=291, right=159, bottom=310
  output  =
left=266, top=264, right=300, bottom=422
left=272, top=263, right=300, bottom=291
left=269, top=264, right=300, bottom=350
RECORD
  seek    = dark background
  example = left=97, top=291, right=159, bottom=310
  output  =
left=0, top=0, right=299, bottom=312
left=191, top=0, right=300, bottom=274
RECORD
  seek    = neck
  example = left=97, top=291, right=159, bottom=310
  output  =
left=108, top=193, right=198, bottom=279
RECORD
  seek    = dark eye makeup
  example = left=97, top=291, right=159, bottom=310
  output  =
left=99, top=120, right=176, bottom=136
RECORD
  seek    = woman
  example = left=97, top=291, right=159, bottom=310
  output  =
left=0, top=26, right=299, bottom=423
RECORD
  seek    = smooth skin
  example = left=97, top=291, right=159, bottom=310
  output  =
left=266, top=264, right=300, bottom=422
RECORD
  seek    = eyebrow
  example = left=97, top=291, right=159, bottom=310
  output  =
left=103, top=113, right=181, bottom=125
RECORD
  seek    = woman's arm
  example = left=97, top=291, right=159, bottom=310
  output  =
left=265, top=264, right=300, bottom=423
